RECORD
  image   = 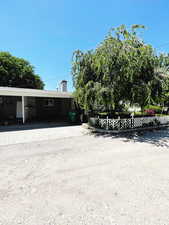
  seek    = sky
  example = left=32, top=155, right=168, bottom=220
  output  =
left=0, top=0, right=169, bottom=91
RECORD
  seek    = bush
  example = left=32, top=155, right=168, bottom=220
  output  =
left=144, top=109, right=155, bottom=116
left=144, top=105, right=163, bottom=114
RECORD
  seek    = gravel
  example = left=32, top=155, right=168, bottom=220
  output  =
left=0, top=126, right=169, bottom=225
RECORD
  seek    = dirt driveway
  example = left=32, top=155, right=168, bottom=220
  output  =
left=0, top=126, right=169, bottom=225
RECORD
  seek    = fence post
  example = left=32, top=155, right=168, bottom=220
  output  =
left=112, top=119, right=115, bottom=130
left=131, top=114, right=134, bottom=128
left=97, top=115, right=99, bottom=127
left=141, top=118, right=144, bottom=127
left=106, top=116, right=109, bottom=130
left=118, top=116, right=120, bottom=130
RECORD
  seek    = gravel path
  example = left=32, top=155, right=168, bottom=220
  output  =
left=0, top=126, right=169, bottom=225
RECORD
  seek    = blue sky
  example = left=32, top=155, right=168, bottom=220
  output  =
left=0, top=0, right=169, bottom=91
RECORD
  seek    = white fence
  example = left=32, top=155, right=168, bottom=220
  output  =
left=89, top=116, right=169, bottom=131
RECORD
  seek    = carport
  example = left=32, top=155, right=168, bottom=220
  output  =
left=0, top=87, right=74, bottom=125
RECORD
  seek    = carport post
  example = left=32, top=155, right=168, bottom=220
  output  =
left=22, top=96, right=25, bottom=124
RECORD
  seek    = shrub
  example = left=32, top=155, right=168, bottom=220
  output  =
left=144, top=105, right=162, bottom=114
left=144, top=109, right=155, bottom=116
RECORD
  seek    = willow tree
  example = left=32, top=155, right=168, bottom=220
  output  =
left=72, top=25, right=161, bottom=113
left=153, top=54, right=169, bottom=106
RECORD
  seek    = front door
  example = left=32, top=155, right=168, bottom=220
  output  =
left=16, top=101, right=22, bottom=118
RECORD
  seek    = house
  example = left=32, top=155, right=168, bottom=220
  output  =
left=0, top=82, right=75, bottom=125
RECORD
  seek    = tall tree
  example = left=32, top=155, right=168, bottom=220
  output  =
left=0, top=52, right=44, bottom=89
left=154, top=54, right=169, bottom=106
left=72, top=25, right=160, bottom=113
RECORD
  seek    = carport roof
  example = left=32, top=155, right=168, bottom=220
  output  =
left=0, top=87, right=73, bottom=98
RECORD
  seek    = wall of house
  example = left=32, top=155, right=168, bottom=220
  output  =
left=0, top=96, right=74, bottom=124
left=0, top=96, right=21, bottom=123
left=36, top=97, right=73, bottom=121
left=25, top=97, right=36, bottom=121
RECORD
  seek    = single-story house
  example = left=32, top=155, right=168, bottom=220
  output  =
left=0, top=86, right=74, bottom=125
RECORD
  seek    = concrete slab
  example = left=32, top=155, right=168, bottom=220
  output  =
left=0, top=124, right=84, bottom=146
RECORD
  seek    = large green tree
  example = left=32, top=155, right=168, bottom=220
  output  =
left=0, top=52, right=44, bottom=89
left=72, top=25, right=163, bottom=113
left=154, top=54, right=169, bottom=106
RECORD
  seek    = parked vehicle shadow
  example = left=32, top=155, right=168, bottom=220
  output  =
left=92, top=127, right=169, bottom=148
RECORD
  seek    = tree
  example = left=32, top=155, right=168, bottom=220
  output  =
left=72, top=25, right=161, bottom=113
left=0, top=52, right=44, bottom=89
left=153, top=54, right=169, bottom=106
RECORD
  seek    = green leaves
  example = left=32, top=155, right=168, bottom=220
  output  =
left=0, top=52, right=44, bottom=89
left=72, top=25, right=165, bottom=113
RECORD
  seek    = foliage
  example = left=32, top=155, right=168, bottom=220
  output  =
left=0, top=52, right=44, bottom=89
left=72, top=25, right=163, bottom=113
left=152, top=61, right=169, bottom=105
left=157, top=53, right=169, bottom=68
left=144, top=109, right=155, bottom=116
left=144, top=105, right=163, bottom=114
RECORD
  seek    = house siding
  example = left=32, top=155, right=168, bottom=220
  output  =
left=0, top=96, right=21, bottom=122
left=36, top=97, right=72, bottom=121
left=0, top=95, right=74, bottom=124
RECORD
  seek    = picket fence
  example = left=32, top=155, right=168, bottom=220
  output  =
left=89, top=115, right=169, bottom=131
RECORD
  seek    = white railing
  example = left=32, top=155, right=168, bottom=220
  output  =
left=89, top=116, right=169, bottom=131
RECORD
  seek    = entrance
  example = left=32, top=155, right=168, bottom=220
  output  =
left=16, top=101, right=22, bottom=119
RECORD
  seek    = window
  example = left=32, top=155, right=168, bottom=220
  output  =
left=44, top=99, right=55, bottom=107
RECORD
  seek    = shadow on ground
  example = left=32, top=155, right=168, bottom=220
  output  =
left=0, top=122, right=80, bottom=133
left=90, top=127, right=169, bottom=148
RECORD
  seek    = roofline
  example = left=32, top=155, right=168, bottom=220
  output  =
left=0, top=87, right=73, bottom=98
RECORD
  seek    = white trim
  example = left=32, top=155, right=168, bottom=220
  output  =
left=0, top=87, right=73, bottom=98
left=22, top=96, right=25, bottom=124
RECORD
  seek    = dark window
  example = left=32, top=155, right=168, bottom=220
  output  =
left=44, top=99, right=55, bottom=107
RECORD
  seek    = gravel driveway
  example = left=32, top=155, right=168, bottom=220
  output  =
left=0, top=126, right=169, bottom=225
